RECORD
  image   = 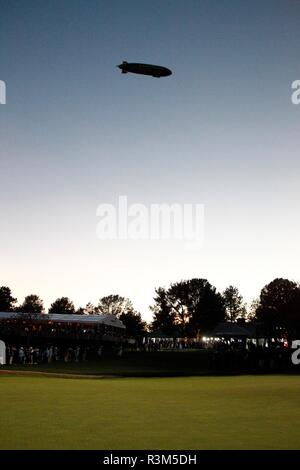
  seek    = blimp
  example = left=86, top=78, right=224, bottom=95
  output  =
left=117, top=61, right=172, bottom=78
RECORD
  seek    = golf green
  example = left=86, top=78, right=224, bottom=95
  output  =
left=0, top=375, right=299, bottom=449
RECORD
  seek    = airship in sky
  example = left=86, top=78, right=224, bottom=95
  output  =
left=117, top=61, right=172, bottom=78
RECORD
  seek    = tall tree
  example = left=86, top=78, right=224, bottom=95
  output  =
left=48, top=297, right=75, bottom=314
left=256, top=278, right=300, bottom=340
left=0, top=286, right=17, bottom=311
left=97, top=295, right=133, bottom=316
left=119, top=311, right=146, bottom=338
left=84, top=302, right=99, bottom=315
left=222, top=286, right=246, bottom=322
left=17, top=294, right=44, bottom=313
left=151, top=287, right=176, bottom=335
left=98, top=294, right=145, bottom=338
left=187, top=279, right=225, bottom=334
left=248, top=298, right=259, bottom=322
left=151, top=279, right=225, bottom=336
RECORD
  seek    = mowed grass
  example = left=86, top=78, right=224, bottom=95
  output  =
left=0, top=375, right=300, bottom=449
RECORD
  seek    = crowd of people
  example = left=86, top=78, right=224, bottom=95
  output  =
left=143, top=339, right=201, bottom=351
left=208, top=342, right=293, bottom=372
left=6, top=344, right=90, bottom=365
left=3, top=338, right=296, bottom=373
left=5, top=343, right=124, bottom=365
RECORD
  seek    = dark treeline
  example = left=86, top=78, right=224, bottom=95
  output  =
left=151, top=278, right=300, bottom=342
left=1, top=277, right=300, bottom=340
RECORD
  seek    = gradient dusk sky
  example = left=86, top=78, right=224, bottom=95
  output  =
left=0, top=0, right=299, bottom=320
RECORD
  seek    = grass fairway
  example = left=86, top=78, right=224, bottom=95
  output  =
left=0, top=375, right=300, bottom=450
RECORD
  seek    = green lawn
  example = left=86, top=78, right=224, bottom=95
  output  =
left=0, top=375, right=300, bottom=449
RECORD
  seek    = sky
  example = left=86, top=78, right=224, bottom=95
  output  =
left=0, top=0, right=299, bottom=320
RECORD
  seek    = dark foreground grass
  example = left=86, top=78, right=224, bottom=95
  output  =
left=2, top=350, right=214, bottom=377
left=0, top=375, right=300, bottom=449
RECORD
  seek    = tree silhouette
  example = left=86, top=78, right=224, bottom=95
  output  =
left=119, top=310, right=146, bottom=338
left=75, top=307, right=85, bottom=315
left=255, top=278, right=300, bottom=341
left=84, top=302, right=99, bottom=315
left=151, top=279, right=225, bottom=336
left=151, top=287, right=176, bottom=335
left=97, top=294, right=145, bottom=338
left=97, top=295, right=133, bottom=316
left=16, top=294, right=44, bottom=313
left=48, top=297, right=75, bottom=314
left=0, top=286, right=17, bottom=311
left=222, top=286, right=246, bottom=323
left=187, top=279, right=225, bottom=334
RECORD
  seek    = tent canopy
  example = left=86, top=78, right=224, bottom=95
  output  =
left=211, top=322, right=255, bottom=338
